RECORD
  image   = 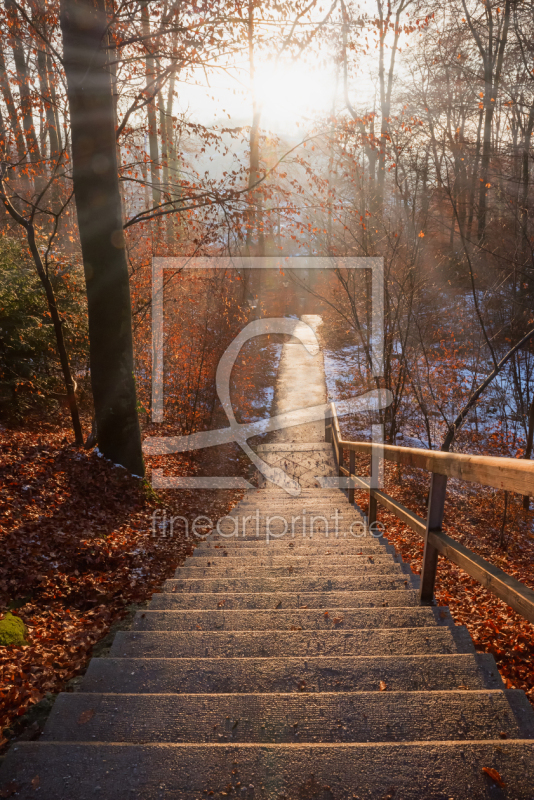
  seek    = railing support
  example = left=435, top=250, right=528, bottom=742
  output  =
left=348, top=450, right=355, bottom=504
left=338, top=443, right=344, bottom=479
left=368, top=426, right=381, bottom=529
left=420, top=472, right=448, bottom=604
left=368, top=490, right=378, bottom=530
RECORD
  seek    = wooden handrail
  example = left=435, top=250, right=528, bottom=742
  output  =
left=331, top=436, right=534, bottom=495
left=325, top=402, right=534, bottom=624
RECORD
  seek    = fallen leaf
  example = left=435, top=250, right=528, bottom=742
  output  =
left=31, top=776, right=40, bottom=790
left=77, top=709, right=95, bottom=725
left=482, top=767, right=505, bottom=788
left=379, top=681, right=388, bottom=691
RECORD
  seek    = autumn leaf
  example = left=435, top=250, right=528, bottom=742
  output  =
left=379, top=681, right=388, bottom=691
left=482, top=767, right=505, bottom=788
left=31, top=776, right=40, bottom=790
left=77, top=709, right=95, bottom=725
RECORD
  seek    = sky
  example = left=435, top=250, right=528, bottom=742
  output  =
left=176, top=55, right=341, bottom=137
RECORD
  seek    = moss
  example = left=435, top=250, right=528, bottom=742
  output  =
left=0, top=613, right=27, bottom=646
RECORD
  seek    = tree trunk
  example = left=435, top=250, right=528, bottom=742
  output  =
left=475, top=0, right=511, bottom=240
left=246, top=0, right=263, bottom=260
left=36, top=46, right=61, bottom=162
left=0, top=40, right=27, bottom=164
left=466, top=107, right=483, bottom=239
left=47, top=53, right=63, bottom=153
left=5, top=0, right=42, bottom=170
left=141, top=2, right=160, bottom=210
left=376, top=1, right=404, bottom=213
left=59, top=0, right=144, bottom=476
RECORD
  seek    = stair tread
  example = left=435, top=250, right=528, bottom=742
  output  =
left=148, top=589, right=422, bottom=609
left=42, top=690, right=534, bottom=743
left=161, top=576, right=419, bottom=593
left=109, top=626, right=475, bottom=658
left=174, top=564, right=408, bottom=578
left=3, top=741, right=534, bottom=799
left=81, top=653, right=505, bottom=694
left=132, top=607, right=452, bottom=631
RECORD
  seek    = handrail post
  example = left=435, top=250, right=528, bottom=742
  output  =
left=420, top=472, right=448, bottom=604
left=368, top=426, right=381, bottom=529
left=348, top=450, right=355, bottom=504
left=338, top=443, right=344, bottom=479
left=368, top=489, right=378, bottom=530
left=325, top=409, right=330, bottom=443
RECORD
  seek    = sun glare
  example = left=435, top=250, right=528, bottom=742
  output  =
left=254, top=60, right=336, bottom=133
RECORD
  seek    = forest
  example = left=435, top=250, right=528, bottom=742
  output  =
left=0, top=0, right=533, bottom=767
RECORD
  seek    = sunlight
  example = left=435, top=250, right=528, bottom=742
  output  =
left=254, top=59, right=337, bottom=133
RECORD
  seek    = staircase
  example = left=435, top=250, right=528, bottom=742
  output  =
left=2, top=315, right=534, bottom=798
left=2, top=472, right=534, bottom=797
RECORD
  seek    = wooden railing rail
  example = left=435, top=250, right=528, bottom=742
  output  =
left=325, top=402, right=534, bottom=624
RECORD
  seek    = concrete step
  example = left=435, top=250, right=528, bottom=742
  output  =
left=3, top=741, right=534, bottom=799
left=161, top=575, right=419, bottom=594
left=132, top=606, right=450, bottom=632
left=230, top=496, right=358, bottom=514
left=199, top=535, right=384, bottom=546
left=42, top=690, right=534, bottom=744
left=109, top=626, right=475, bottom=658
left=174, top=562, right=409, bottom=578
left=224, top=512, right=366, bottom=521
left=193, top=541, right=392, bottom=555
left=82, top=653, right=505, bottom=694
left=238, top=489, right=352, bottom=499
left=148, top=589, right=421, bottom=609
left=219, top=515, right=368, bottom=527
left=231, top=505, right=357, bottom=516
left=187, top=553, right=398, bottom=565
